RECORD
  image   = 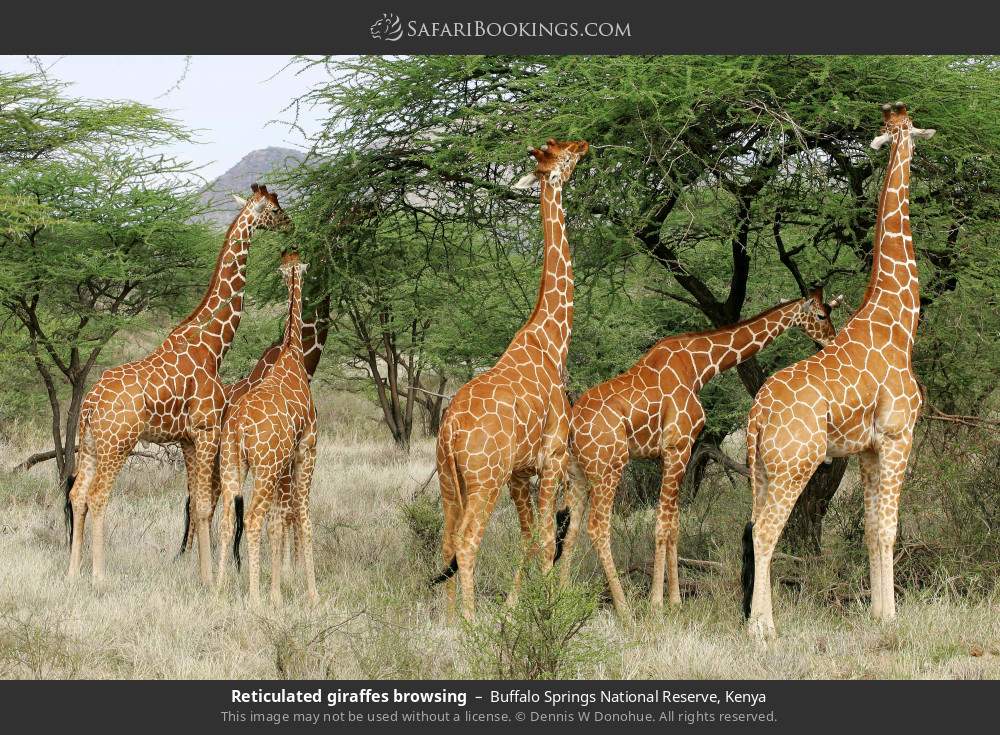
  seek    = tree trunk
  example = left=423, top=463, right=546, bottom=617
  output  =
left=784, top=457, right=850, bottom=554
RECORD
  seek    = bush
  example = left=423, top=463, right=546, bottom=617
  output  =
left=401, top=491, right=443, bottom=565
left=462, top=565, right=606, bottom=680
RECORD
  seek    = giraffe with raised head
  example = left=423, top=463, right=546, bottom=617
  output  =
left=214, top=250, right=319, bottom=605
left=560, top=289, right=842, bottom=617
left=177, top=286, right=330, bottom=558
left=65, top=184, right=292, bottom=585
left=431, top=138, right=589, bottom=620
left=742, top=103, right=935, bottom=639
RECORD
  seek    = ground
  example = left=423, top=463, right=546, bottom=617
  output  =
left=1, top=388, right=998, bottom=679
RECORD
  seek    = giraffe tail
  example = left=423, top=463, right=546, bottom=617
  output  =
left=554, top=453, right=587, bottom=562
left=430, top=448, right=463, bottom=587
left=176, top=497, right=192, bottom=559
left=233, top=495, right=245, bottom=571
left=63, top=473, right=77, bottom=547
left=742, top=411, right=764, bottom=620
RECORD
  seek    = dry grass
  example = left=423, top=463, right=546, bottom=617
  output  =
left=1, top=388, right=998, bottom=680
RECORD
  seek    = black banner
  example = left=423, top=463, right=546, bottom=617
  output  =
left=2, top=679, right=996, bottom=732
left=3, top=0, right=998, bottom=54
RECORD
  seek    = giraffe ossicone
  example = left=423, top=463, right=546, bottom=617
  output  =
left=743, top=102, right=935, bottom=640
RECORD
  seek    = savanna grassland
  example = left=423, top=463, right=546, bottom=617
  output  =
left=2, top=384, right=998, bottom=680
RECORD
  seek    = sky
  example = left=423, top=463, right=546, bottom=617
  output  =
left=0, top=55, right=334, bottom=181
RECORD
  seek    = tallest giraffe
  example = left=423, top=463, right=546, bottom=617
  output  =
left=66, top=184, right=292, bottom=585
left=743, top=103, right=936, bottom=639
left=433, top=138, right=589, bottom=620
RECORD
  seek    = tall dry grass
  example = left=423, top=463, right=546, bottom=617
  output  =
left=0, top=387, right=998, bottom=679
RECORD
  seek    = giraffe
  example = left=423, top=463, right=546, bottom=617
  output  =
left=742, top=103, right=935, bottom=639
left=65, top=183, right=292, bottom=585
left=431, top=138, right=589, bottom=621
left=177, top=287, right=330, bottom=557
left=214, top=250, right=319, bottom=604
left=560, top=290, right=842, bottom=617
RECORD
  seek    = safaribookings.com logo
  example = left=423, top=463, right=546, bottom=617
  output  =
left=370, top=13, right=631, bottom=41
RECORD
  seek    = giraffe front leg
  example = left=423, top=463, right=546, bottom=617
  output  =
left=650, top=440, right=693, bottom=612
left=858, top=449, right=883, bottom=618
left=873, top=432, right=913, bottom=622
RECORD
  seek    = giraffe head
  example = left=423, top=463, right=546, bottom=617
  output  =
left=232, top=183, right=294, bottom=232
left=870, top=102, right=936, bottom=150
left=278, top=249, right=308, bottom=283
left=512, top=138, right=590, bottom=190
left=791, top=286, right=844, bottom=347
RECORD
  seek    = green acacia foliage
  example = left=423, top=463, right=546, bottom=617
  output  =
left=291, top=55, right=999, bottom=546
left=0, top=72, right=215, bottom=479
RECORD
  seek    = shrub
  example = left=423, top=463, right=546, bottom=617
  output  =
left=462, top=564, right=606, bottom=680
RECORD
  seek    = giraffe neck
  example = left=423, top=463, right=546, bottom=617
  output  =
left=301, top=294, right=331, bottom=378
left=278, top=266, right=305, bottom=367
left=521, top=177, right=573, bottom=367
left=652, top=300, right=803, bottom=392
left=856, top=131, right=919, bottom=342
left=173, top=206, right=257, bottom=363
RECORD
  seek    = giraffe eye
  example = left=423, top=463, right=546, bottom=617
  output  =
left=816, top=314, right=826, bottom=320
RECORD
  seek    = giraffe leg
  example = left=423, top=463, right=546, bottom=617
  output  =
left=872, top=433, right=912, bottom=622
left=586, top=463, right=629, bottom=618
left=437, top=453, right=462, bottom=623
left=268, top=511, right=284, bottom=605
left=291, top=441, right=319, bottom=604
left=456, top=481, right=503, bottom=621
left=84, top=449, right=131, bottom=584
left=650, top=441, right=693, bottom=612
left=67, top=440, right=98, bottom=579
left=557, top=456, right=588, bottom=588
left=189, top=427, right=221, bottom=585
left=506, top=471, right=535, bottom=607
left=859, top=449, right=883, bottom=617
left=245, top=473, right=275, bottom=606
left=215, top=436, right=245, bottom=589
left=747, top=469, right=812, bottom=640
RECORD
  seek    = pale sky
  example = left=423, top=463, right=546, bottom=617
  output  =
left=0, top=55, right=336, bottom=181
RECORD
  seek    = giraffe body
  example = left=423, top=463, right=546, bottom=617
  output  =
left=743, top=103, right=935, bottom=639
left=434, top=139, right=588, bottom=621
left=179, top=293, right=330, bottom=557
left=215, top=251, right=319, bottom=605
left=66, top=185, right=291, bottom=585
left=564, top=293, right=840, bottom=616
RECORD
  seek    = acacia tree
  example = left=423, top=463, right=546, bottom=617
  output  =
left=0, top=72, right=213, bottom=482
left=295, top=55, right=999, bottom=549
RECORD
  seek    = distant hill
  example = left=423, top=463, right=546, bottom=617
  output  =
left=197, top=147, right=305, bottom=228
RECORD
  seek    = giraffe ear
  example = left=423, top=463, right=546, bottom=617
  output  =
left=827, top=294, right=845, bottom=309
left=911, top=127, right=936, bottom=141
left=232, top=194, right=248, bottom=207
left=512, top=172, right=538, bottom=190
left=869, top=132, right=893, bottom=150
